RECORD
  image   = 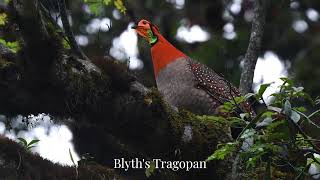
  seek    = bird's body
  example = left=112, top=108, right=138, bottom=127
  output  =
left=133, top=19, right=252, bottom=115
left=156, top=57, right=217, bottom=114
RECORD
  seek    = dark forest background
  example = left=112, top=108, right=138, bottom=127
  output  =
left=58, top=0, right=320, bottom=95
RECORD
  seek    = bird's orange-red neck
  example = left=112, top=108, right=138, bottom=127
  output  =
left=151, top=33, right=187, bottom=76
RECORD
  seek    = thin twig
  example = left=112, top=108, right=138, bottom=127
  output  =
left=58, top=0, right=88, bottom=60
left=293, top=109, right=320, bottom=129
left=308, top=109, right=320, bottom=119
left=16, top=150, right=22, bottom=170
left=288, top=117, right=320, bottom=154
left=301, top=148, right=320, bottom=156
left=38, top=1, right=71, bottom=45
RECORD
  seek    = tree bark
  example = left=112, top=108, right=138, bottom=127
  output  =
left=239, top=0, right=267, bottom=95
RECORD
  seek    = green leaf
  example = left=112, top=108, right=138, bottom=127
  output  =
left=114, top=0, right=126, bottom=13
left=307, top=158, right=314, bottom=166
left=283, top=100, right=292, bottom=116
left=280, top=77, right=293, bottom=86
left=240, top=129, right=256, bottom=139
left=27, top=139, right=40, bottom=147
left=256, top=117, right=273, bottom=128
left=17, top=137, right=28, bottom=147
left=0, top=13, right=7, bottom=26
left=257, top=83, right=271, bottom=99
left=83, top=0, right=126, bottom=15
left=290, top=110, right=300, bottom=123
left=314, top=157, right=320, bottom=169
left=69, top=148, right=76, bottom=166
left=293, top=107, right=307, bottom=113
left=103, top=0, right=112, bottom=5
left=246, top=156, right=260, bottom=169
left=227, top=117, right=246, bottom=127
left=145, top=161, right=156, bottom=177
left=26, top=146, right=36, bottom=150
left=233, top=96, right=245, bottom=104
left=86, top=3, right=101, bottom=16
left=293, top=86, right=304, bottom=93
left=244, top=93, right=255, bottom=100
left=221, top=101, right=235, bottom=113
left=63, top=39, right=71, bottom=49
left=0, top=39, right=20, bottom=53
left=206, top=142, right=236, bottom=161
left=261, top=111, right=275, bottom=118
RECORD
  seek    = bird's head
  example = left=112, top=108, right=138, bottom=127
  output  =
left=132, top=19, right=160, bottom=45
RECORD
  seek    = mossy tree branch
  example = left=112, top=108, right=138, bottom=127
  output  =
left=0, top=136, right=123, bottom=180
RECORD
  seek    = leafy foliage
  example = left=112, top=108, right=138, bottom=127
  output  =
left=145, top=161, right=156, bottom=178
left=83, top=0, right=126, bottom=15
left=17, top=138, right=40, bottom=151
left=256, top=83, right=271, bottom=99
left=0, top=13, right=7, bottom=26
left=206, top=142, right=237, bottom=161
left=0, top=39, right=20, bottom=53
left=63, top=39, right=71, bottom=50
left=114, top=0, right=126, bottom=13
left=207, top=78, right=320, bottom=179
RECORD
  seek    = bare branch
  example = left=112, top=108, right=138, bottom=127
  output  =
left=239, top=0, right=267, bottom=95
left=58, top=0, right=88, bottom=60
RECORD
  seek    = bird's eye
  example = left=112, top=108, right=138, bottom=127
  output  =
left=142, top=21, right=147, bottom=25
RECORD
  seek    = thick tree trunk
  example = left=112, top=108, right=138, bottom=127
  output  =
left=239, top=0, right=267, bottom=95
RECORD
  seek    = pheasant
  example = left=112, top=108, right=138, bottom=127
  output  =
left=132, top=19, right=253, bottom=116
